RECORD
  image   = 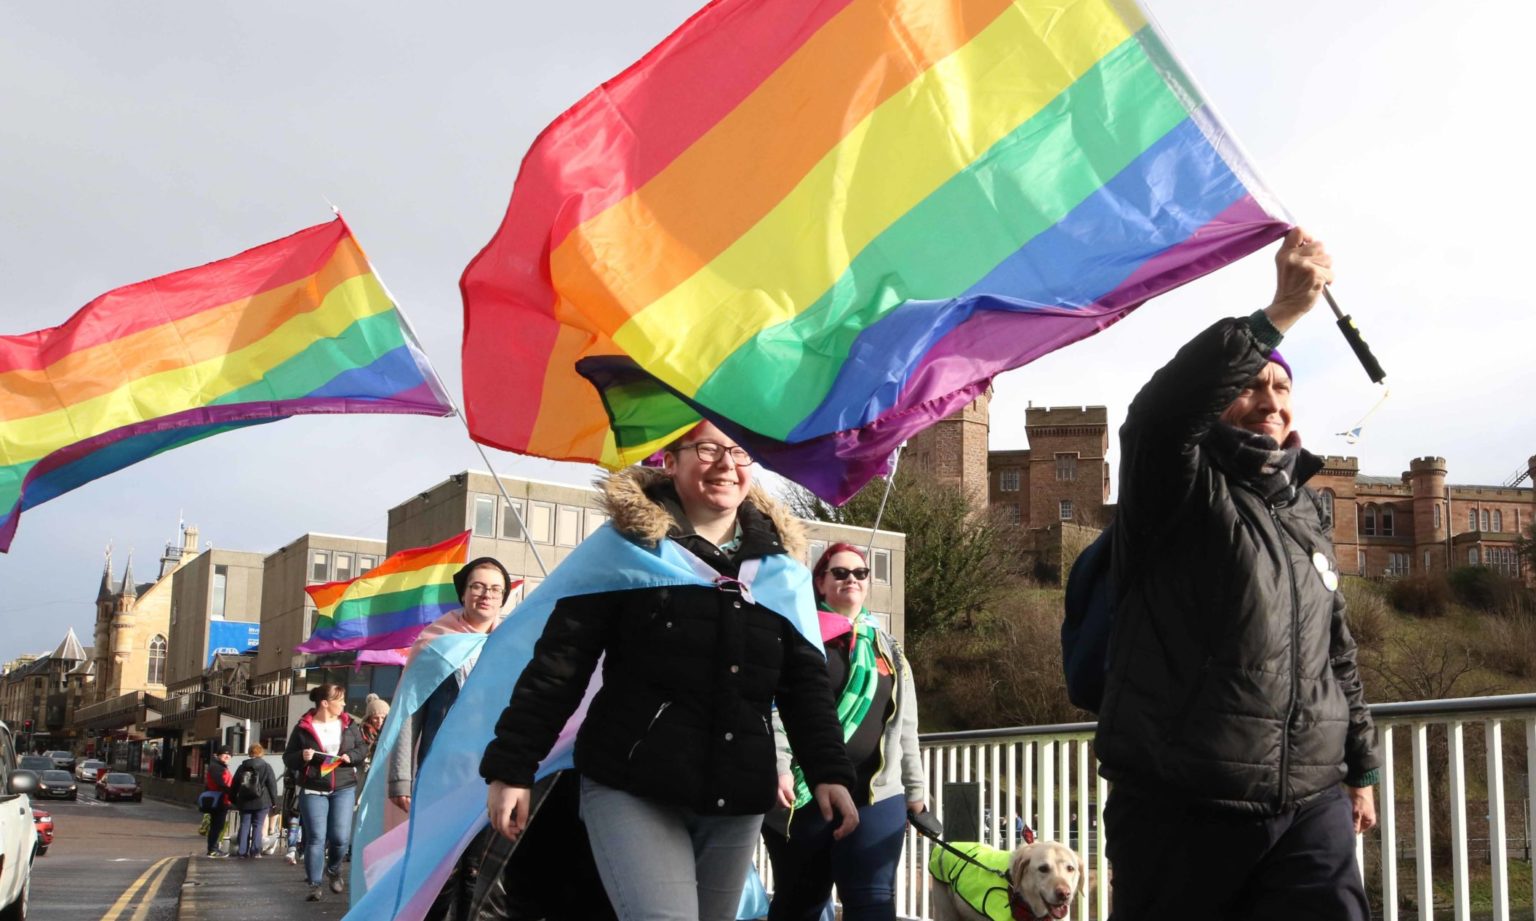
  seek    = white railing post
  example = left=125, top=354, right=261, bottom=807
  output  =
left=1448, top=720, right=1469, bottom=921
left=1057, top=741, right=1070, bottom=852
left=1096, top=771, right=1109, bottom=921
left=1412, top=722, right=1433, bottom=921
left=1381, top=724, right=1398, bottom=921
left=1485, top=720, right=1509, bottom=921
left=988, top=742, right=1001, bottom=848
left=1005, top=742, right=1018, bottom=851
left=1022, top=742, right=1034, bottom=840
left=1040, top=740, right=1056, bottom=842
left=1076, top=741, right=1090, bottom=919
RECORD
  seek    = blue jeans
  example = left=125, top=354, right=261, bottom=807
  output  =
left=235, top=809, right=267, bottom=857
left=580, top=776, right=763, bottom=921
left=299, top=787, right=356, bottom=886
left=762, top=794, right=907, bottom=921
left=206, top=806, right=229, bottom=855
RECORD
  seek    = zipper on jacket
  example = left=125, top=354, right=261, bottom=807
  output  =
left=1270, top=506, right=1302, bottom=810
left=628, top=701, right=672, bottom=761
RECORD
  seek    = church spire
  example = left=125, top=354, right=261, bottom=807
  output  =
left=96, top=544, right=115, bottom=602
left=121, top=553, right=137, bottom=599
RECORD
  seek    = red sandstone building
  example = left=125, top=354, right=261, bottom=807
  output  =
left=909, top=395, right=1533, bottom=582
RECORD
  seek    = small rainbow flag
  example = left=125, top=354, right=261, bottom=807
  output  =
left=461, top=0, right=1290, bottom=503
left=0, top=219, right=453, bottom=551
left=296, top=531, right=472, bottom=657
left=318, top=756, right=342, bottom=778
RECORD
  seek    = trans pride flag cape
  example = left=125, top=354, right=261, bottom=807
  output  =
left=461, top=0, right=1291, bottom=504
left=0, top=219, right=452, bottom=550
left=344, top=524, right=820, bottom=921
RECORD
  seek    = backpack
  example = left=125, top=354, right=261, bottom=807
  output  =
left=233, top=763, right=263, bottom=806
left=1061, top=525, right=1117, bottom=713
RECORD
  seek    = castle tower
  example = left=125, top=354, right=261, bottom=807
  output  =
left=903, top=390, right=992, bottom=514
left=1409, top=456, right=1449, bottom=574
left=1024, top=406, right=1109, bottom=527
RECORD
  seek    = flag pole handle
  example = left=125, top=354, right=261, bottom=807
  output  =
left=1322, top=287, right=1386, bottom=384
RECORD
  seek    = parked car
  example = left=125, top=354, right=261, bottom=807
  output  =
left=45, top=751, right=76, bottom=774
left=75, top=759, right=107, bottom=783
left=34, top=770, right=78, bottom=802
left=1, top=721, right=39, bottom=921
left=95, top=773, right=143, bottom=803
left=17, top=755, right=53, bottom=774
left=31, top=809, right=52, bottom=856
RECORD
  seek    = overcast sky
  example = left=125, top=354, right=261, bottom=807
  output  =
left=2, top=1, right=1532, bottom=664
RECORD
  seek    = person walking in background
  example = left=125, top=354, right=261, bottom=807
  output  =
left=230, top=743, right=280, bottom=859
left=763, top=543, right=927, bottom=921
left=284, top=683, right=368, bottom=902
left=361, top=693, right=389, bottom=772
left=204, top=744, right=235, bottom=858
left=1094, top=229, right=1380, bottom=920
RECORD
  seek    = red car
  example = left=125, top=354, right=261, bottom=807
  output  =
left=32, top=809, right=53, bottom=856
left=95, top=772, right=143, bottom=803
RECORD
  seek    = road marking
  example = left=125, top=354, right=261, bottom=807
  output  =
left=99, top=855, right=175, bottom=921
left=125, top=856, right=177, bottom=921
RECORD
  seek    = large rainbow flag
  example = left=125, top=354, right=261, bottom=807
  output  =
left=296, top=530, right=473, bottom=657
left=0, top=219, right=453, bottom=551
left=461, top=0, right=1292, bottom=502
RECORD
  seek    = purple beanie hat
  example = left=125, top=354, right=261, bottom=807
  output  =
left=1268, top=349, right=1293, bottom=382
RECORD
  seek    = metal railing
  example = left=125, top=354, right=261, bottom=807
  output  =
left=73, top=690, right=164, bottom=729
left=150, top=690, right=288, bottom=730
left=754, top=694, right=1536, bottom=921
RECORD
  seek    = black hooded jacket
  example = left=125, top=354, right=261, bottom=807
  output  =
left=479, top=468, right=855, bottom=816
left=1094, top=316, right=1381, bottom=814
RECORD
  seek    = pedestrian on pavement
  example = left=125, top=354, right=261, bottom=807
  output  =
left=361, top=693, right=389, bottom=772
left=763, top=543, right=928, bottom=921
left=284, top=683, right=368, bottom=902
left=204, top=744, right=235, bottom=858
left=482, top=421, right=859, bottom=921
left=230, top=743, right=280, bottom=858
left=1094, top=228, right=1381, bottom=920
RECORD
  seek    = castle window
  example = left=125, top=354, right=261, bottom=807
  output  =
left=147, top=635, right=167, bottom=685
left=1318, top=489, right=1334, bottom=523
left=1469, top=508, right=1478, bottom=531
left=999, top=469, right=1020, bottom=492
left=1492, top=509, right=1503, bottom=532
left=1423, top=550, right=1432, bottom=572
left=1357, top=550, right=1366, bottom=574
left=1481, top=509, right=1491, bottom=531
left=1387, top=552, right=1409, bottom=577
left=1005, top=504, right=1022, bottom=525
left=1469, top=547, right=1480, bottom=565
left=1433, top=503, right=1442, bottom=530
left=1361, top=506, right=1377, bottom=537
left=1059, top=500, right=1074, bottom=521
left=1055, top=454, right=1078, bottom=482
left=1381, top=506, right=1395, bottom=537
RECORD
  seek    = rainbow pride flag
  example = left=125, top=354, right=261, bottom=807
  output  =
left=296, top=531, right=472, bottom=657
left=0, top=219, right=453, bottom=550
left=461, top=0, right=1291, bottom=502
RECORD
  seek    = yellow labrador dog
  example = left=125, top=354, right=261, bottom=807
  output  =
left=930, top=840, right=1083, bottom=921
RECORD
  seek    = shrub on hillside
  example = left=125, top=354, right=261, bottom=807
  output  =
left=1387, top=575, right=1450, bottom=617
left=1475, top=613, right=1536, bottom=679
left=1341, top=578, right=1391, bottom=648
left=1448, top=566, right=1524, bottom=612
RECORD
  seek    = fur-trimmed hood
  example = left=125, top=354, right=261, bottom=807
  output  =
left=598, top=466, right=807, bottom=560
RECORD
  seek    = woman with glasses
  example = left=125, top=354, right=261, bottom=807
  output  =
left=284, top=683, right=368, bottom=902
left=481, top=420, right=859, bottom=921
left=762, top=543, right=927, bottom=921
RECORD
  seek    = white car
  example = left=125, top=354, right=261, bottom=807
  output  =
left=75, top=760, right=107, bottom=783
left=0, top=721, right=38, bottom=921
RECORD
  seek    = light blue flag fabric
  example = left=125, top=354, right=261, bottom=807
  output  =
left=344, top=524, right=818, bottom=921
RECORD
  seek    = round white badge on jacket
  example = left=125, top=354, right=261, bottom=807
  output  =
left=1313, top=552, right=1339, bottom=592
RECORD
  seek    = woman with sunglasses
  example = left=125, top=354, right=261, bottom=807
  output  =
left=762, top=543, right=927, bottom=921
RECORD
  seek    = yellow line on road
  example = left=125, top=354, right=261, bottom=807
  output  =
left=99, top=856, right=174, bottom=921
left=125, top=855, right=178, bottom=921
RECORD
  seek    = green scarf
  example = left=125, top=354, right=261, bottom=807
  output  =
left=790, top=604, right=879, bottom=808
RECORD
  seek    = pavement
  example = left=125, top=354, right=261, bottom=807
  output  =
left=177, top=853, right=350, bottom=920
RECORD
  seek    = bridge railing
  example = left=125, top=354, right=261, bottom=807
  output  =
left=753, top=693, right=1536, bottom=921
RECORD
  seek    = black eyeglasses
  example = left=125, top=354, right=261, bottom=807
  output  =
left=828, top=567, right=870, bottom=581
left=677, top=441, right=754, bottom=466
left=466, top=581, right=505, bottom=598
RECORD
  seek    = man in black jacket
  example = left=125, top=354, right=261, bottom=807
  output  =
left=1095, top=228, right=1381, bottom=920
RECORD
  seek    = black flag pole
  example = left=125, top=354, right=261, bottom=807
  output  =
left=1322, top=286, right=1387, bottom=384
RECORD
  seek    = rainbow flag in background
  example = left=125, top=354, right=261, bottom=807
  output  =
left=0, top=219, right=453, bottom=551
left=296, top=531, right=472, bottom=657
left=461, top=0, right=1291, bottom=503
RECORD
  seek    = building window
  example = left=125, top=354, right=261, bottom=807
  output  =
left=334, top=553, right=353, bottom=584
left=473, top=496, right=496, bottom=537
left=1492, top=510, right=1503, bottom=532
left=1433, top=503, right=1442, bottom=530
left=584, top=510, right=609, bottom=538
left=1481, top=509, right=1491, bottom=532
left=147, top=635, right=167, bottom=685
left=1357, top=550, right=1366, bottom=575
left=311, top=551, right=330, bottom=582
left=1470, top=508, right=1478, bottom=531
left=1469, top=548, right=1480, bottom=565
left=358, top=555, right=377, bottom=574
left=1055, top=454, right=1078, bottom=482
left=1423, top=550, right=1432, bottom=572
left=1005, top=504, right=1023, bottom=525
left=527, top=502, right=554, bottom=544
left=872, top=549, right=891, bottom=585
left=1319, top=489, right=1334, bottom=523
left=1361, top=506, right=1377, bottom=537
left=501, top=499, right=526, bottom=541
left=1059, top=499, right=1074, bottom=521
left=1381, top=506, right=1395, bottom=537
left=212, top=564, right=228, bottom=619
left=556, top=505, right=582, bottom=547
left=1387, top=552, right=1409, bottom=577
left=999, top=469, right=1020, bottom=492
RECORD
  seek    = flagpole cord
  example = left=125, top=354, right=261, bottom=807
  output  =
left=332, top=205, right=551, bottom=578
